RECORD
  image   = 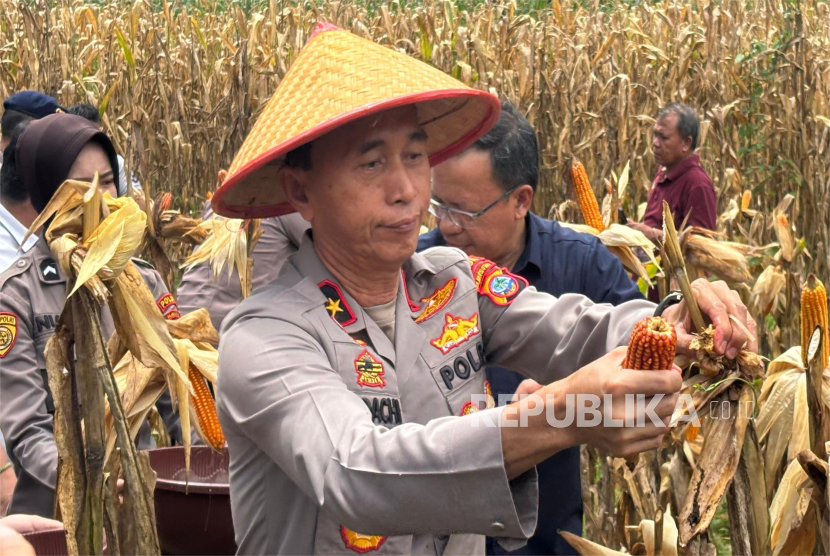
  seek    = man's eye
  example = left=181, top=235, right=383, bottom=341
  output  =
left=407, top=152, right=424, bottom=161
left=363, top=160, right=380, bottom=170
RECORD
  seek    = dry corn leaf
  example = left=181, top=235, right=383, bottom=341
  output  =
left=23, top=179, right=90, bottom=245
left=560, top=531, right=628, bottom=556
left=769, top=459, right=816, bottom=556
left=682, top=232, right=753, bottom=284
left=175, top=341, right=192, bottom=478
left=110, top=263, right=190, bottom=392
left=166, top=308, right=219, bottom=344
left=751, top=265, right=788, bottom=316
left=679, top=386, right=753, bottom=545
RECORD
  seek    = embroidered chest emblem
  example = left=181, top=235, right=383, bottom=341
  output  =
left=415, top=278, right=456, bottom=323
left=430, top=312, right=480, bottom=355
left=354, top=349, right=386, bottom=388
left=340, top=525, right=387, bottom=553
left=0, top=313, right=18, bottom=358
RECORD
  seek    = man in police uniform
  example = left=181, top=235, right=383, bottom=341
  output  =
left=212, top=24, right=756, bottom=555
left=0, top=114, right=181, bottom=516
left=177, top=198, right=309, bottom=331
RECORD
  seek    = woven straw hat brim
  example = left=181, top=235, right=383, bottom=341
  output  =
left=212, top=26, right=500, bottom=219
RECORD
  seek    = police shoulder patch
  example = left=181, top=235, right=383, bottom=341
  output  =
left=0, top=312, right=18, bottom=358
left=467, top=256, right=527, bottom=306
left=156, top=293, right=181, bottom=321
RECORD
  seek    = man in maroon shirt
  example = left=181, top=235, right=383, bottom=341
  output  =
left=628, top=103, right=717, bottom=242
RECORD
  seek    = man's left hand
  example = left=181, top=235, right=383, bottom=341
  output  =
left=661, top=279, right=758, bottom=358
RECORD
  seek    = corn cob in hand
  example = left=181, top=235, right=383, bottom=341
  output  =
left=623, top=317, right=677, bottom=371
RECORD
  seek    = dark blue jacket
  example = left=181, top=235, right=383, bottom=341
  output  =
left=417, top=213, right=643, bottom=555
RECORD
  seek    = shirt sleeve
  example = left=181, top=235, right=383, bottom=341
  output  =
left=581, top=241, right=644, bottom=305
left=472, top=259, right=654, bottom=382
left=0, top=290, right=57, bottom=493
left=684, top=179, right=717, bottom=230
left=217, top=317, right=538, bottom=539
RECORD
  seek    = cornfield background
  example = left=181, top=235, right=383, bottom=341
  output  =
left=2, top=1, right=829, bottom=555
left=1, top=0, right=827, bottom=280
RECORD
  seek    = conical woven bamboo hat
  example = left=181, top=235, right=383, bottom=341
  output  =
left=212, top=22, right=500, bottom=218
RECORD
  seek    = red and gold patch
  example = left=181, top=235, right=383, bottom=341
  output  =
left=156, top=293, right=181, bottom=320
left=340, top=525, right=387, bottom=553
left=430, top=312, right=480, bottom=355
left=0, top=312, right=17, bottom=358
left=354, top=349, right=386, bottom=388
left=460, top=401, right=481, bottom=416
left=467, top=256, right=528, bottom=306
left=415, top=278, right=457, bottom=323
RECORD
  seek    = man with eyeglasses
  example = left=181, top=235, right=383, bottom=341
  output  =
left=418, top=100, right=643, bottom=556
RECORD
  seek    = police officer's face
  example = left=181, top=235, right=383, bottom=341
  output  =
left=282, top=106, right=430, bottom=268
left=431, top=150, right=530, bottom=266
left=67, top=143, right=118, bottom=198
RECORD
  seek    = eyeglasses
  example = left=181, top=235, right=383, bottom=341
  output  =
left=428, top=186, right=519, bottom=230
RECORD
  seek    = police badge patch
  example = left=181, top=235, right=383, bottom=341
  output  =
left=0, top=312, right=18, bottom=358
left=340, top=525, right=387, bottom=553
left=415, top=278, right=456, bottom=323
left=354, top=349, right=386, bottom=388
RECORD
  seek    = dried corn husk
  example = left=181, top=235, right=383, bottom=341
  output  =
left=556, top=221, right=659, bottom=283
left=183, top=216, right=260, bottom=297
left=752, top=265, right=788, bottom=316
left=680, top=230, right=754, bottom=284
left=769, top=459, right=817, bottom=556
left=757, top=347, right=830, bottom=499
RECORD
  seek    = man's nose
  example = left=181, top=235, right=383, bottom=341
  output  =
left=437, top=213, right=462, bottom=235
left=387, top=163, right=420, bottom=205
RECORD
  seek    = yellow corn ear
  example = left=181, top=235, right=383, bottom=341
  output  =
left=801, top=274, right=829, bottom=369
left=570, top=159, right=604, bottom=231
left=189, top=364, right=225, bottom=450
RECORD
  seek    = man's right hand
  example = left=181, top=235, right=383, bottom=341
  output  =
left=558, top=346, right=681, bottom=456
left=501, top=347, right=682, bottom=479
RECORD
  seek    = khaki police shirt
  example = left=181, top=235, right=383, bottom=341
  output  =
left=0, top=238, right=180, bottom=516
left=176, top=201, right=310, bottom=331
left=217, top=236, right=656, bottom=555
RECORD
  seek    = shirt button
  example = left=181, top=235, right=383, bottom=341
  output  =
left=17, top=260, right=26, bottom=268
left=490, top=521, right=505, bottom=533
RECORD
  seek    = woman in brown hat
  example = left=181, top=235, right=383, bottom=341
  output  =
left=0, top=113, right=180, bottom=517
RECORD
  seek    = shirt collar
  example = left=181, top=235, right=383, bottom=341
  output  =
left=0, top=202, right=38, bottom=253
left=512, top=213, right=541, bottom=274
left=656, top=153, right=700, bottom=184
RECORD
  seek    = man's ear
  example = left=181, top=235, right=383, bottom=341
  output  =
left=279, top=166, right=314, bottom=222
left=682, top=135, right=694, bottom=153
left=513, top=185, right=534, bottom=219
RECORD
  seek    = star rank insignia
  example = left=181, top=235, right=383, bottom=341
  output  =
left=318, top=279, right=356, bottom=327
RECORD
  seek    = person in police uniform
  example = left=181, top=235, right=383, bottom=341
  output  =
left=212, top=24, right=757, bottom=555
left=176, top=198, right=309, bottom=332
left=0, top=114, right=182, bottom=517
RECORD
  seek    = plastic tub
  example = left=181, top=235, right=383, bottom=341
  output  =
left=147, top=446, right=236, bottom=555
left=22, top=528, right=68, bottom=556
